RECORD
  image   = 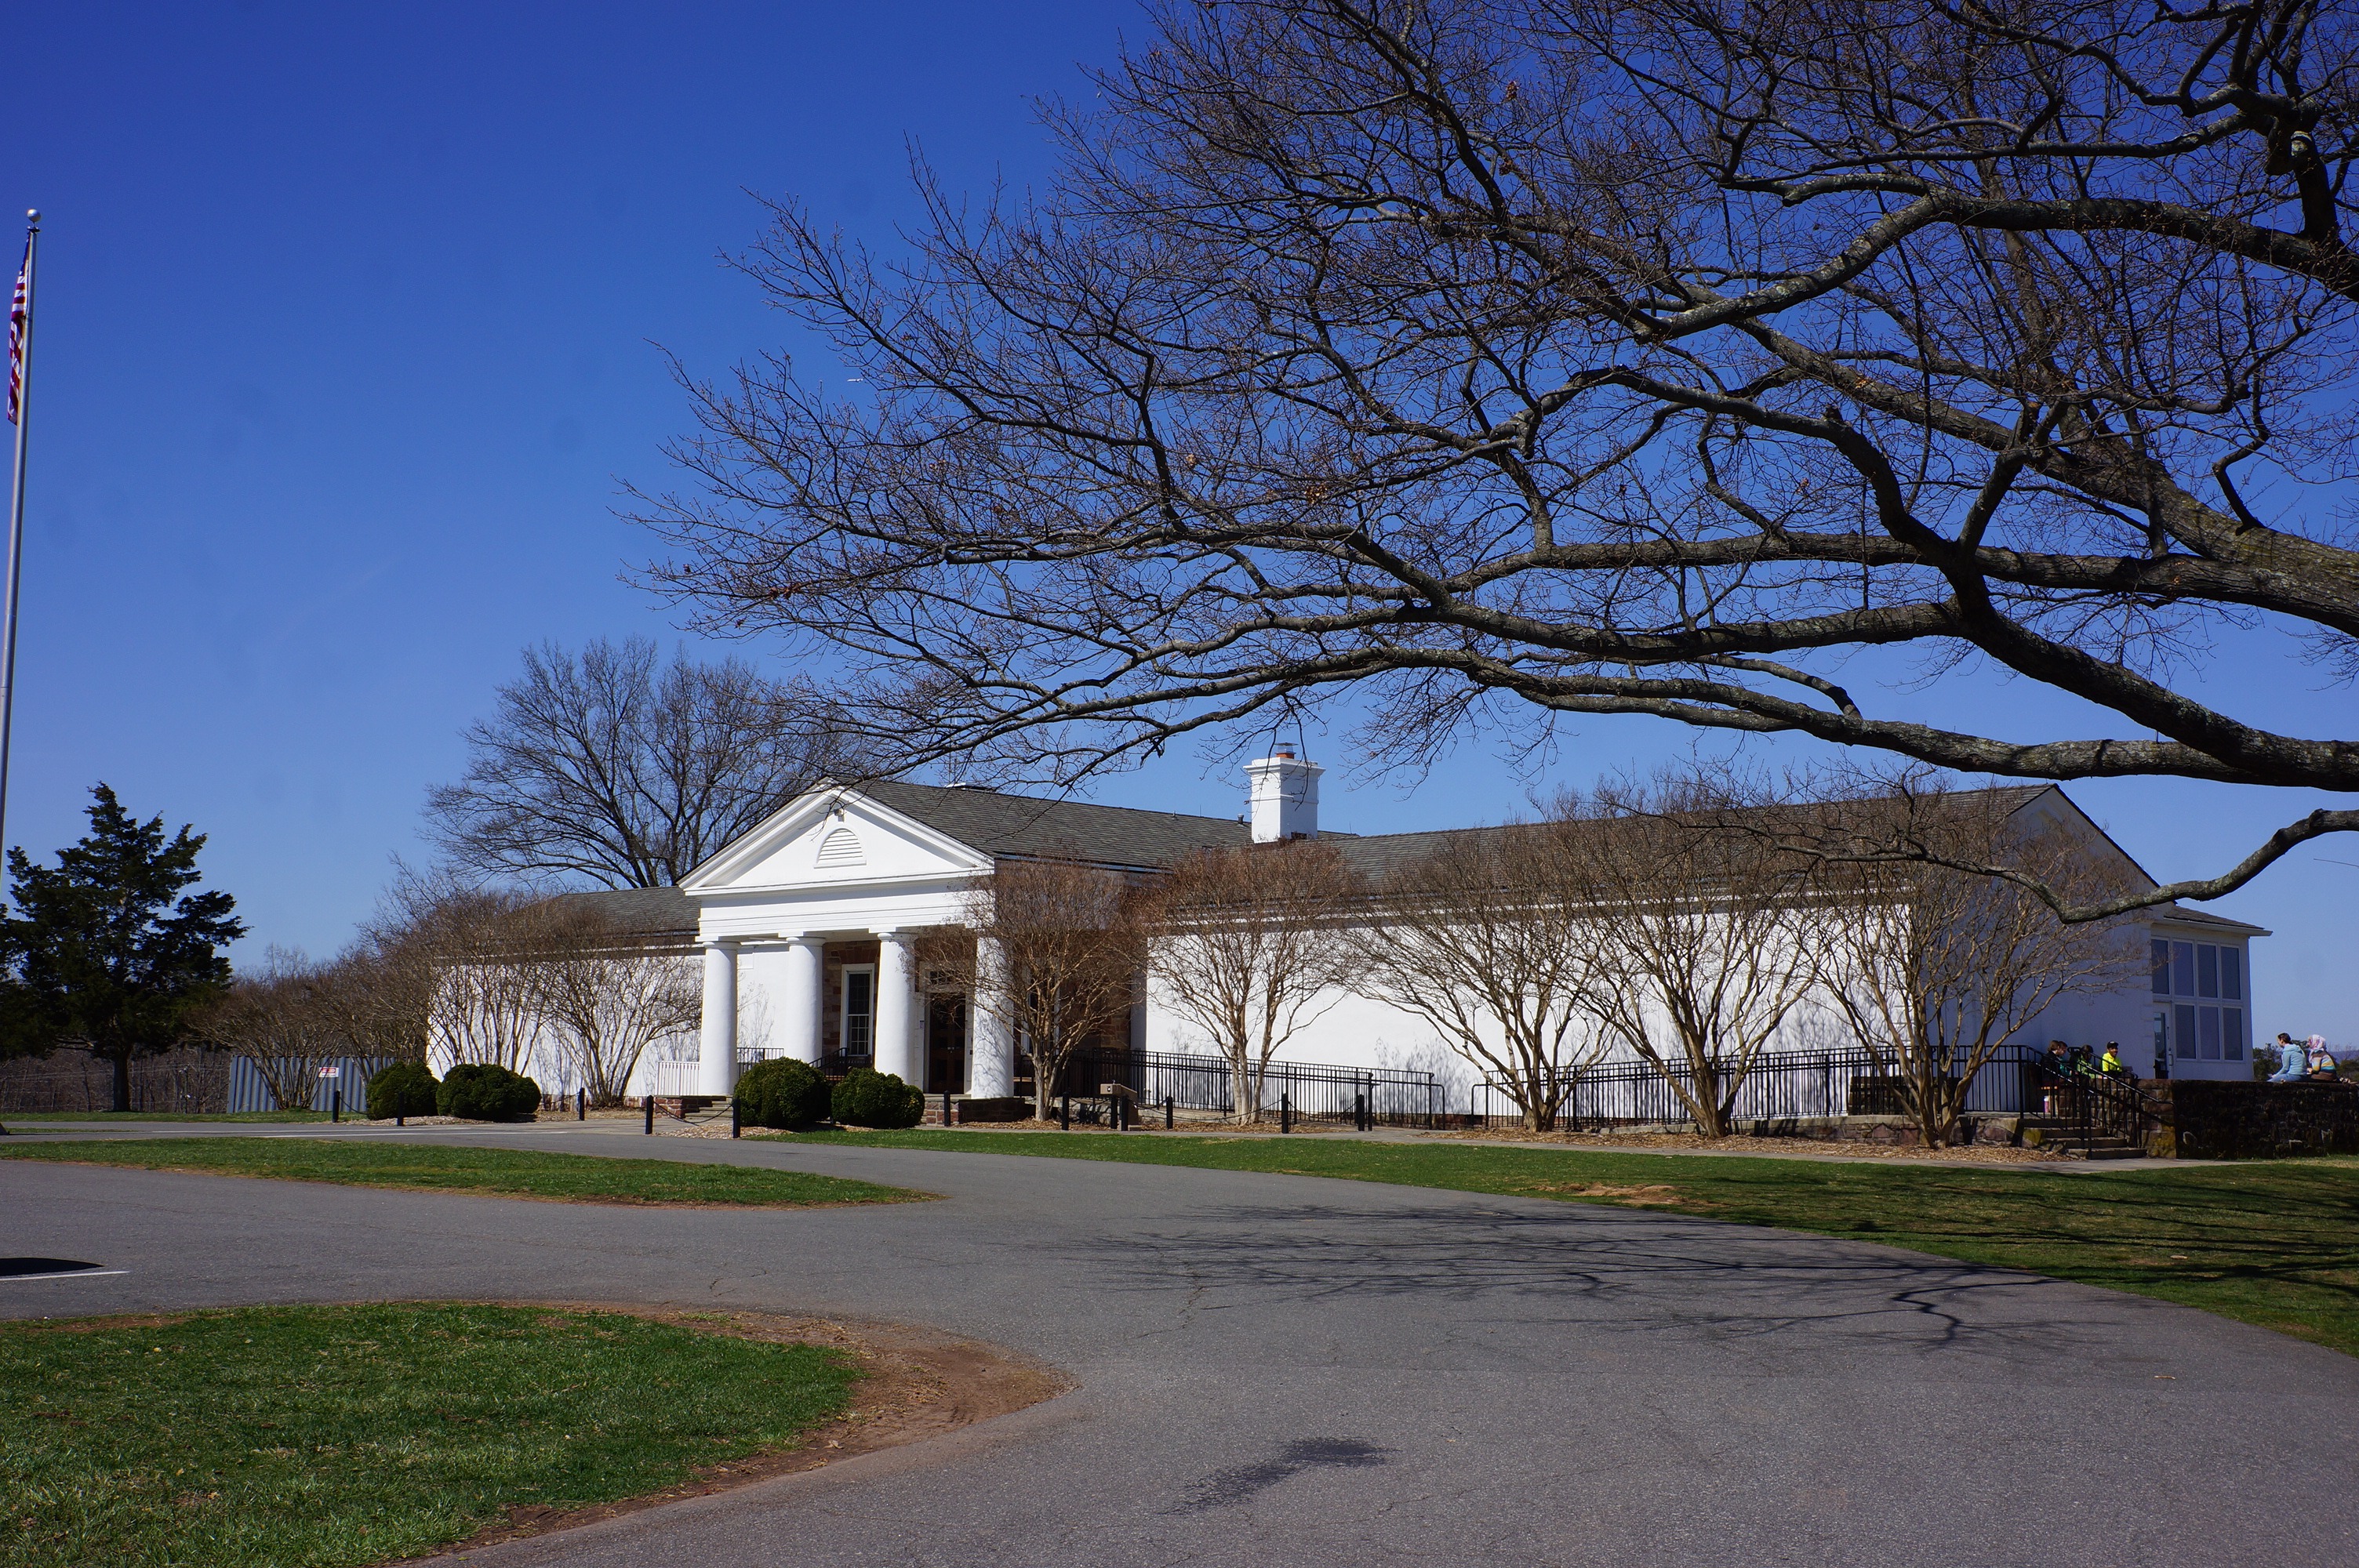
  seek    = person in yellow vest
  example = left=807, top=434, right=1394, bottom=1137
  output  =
left=2099, top=1043, right=2125, bottom=1077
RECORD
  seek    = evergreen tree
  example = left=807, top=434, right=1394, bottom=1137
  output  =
left=0, top=785, right=245, bottom=1110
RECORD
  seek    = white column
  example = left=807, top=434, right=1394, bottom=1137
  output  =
left=780, top=936, right=824, bottom=1065
left=698, top=942, right=738, bottom=1096
left=970, top=933, right=1014, bottom=1098
left=874, top=931, right=918, bottom=1085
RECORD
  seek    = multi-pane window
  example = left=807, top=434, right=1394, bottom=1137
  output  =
left=2152, top=938, right=2245, bottom=1062
left=841, top=967, right=876, bottom=1058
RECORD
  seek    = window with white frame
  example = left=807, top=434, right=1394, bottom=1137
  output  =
left=2150, top=938, right=2245, bottom=1062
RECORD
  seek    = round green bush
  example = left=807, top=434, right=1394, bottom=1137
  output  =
left=733, top=1057, right=834, bottom=1129
left=436, top=1062, right=542, bottom=1122
left=831, top=1067, right=924, bottom=1129
left=366, top=1060, right=438, bottom=1120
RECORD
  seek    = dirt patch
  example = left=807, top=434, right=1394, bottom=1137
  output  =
left=8, top=1312, right=198, bottom=1334
left=1420, top=1127, right=2075, bottom=1163
left=749, top=1120, right=1160, bottom=1138
left=1512, top=1181, right=1712, bottom=1207
left=415, top=1305, right=1067, bottom=1560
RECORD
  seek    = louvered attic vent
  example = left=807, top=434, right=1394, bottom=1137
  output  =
left=815, top=826, right=866, bottom=867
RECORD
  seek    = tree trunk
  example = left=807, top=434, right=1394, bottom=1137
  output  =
left=1691, top=1063, right=1728, bottom=1138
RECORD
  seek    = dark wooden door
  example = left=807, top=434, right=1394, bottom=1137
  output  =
left=925, top=996, right=968, bottom=1094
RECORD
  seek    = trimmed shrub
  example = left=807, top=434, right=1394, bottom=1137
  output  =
left=831, top=1068, right=924, bottom=1130
left=436, top=1062, right=542, bottom=1122
left=734, top=1058, right=834, bottom=1130
left=366, top=1060, right=438, bottom=1120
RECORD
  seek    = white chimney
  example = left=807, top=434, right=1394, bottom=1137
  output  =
left=1245, top=746, right=1322, bottom=842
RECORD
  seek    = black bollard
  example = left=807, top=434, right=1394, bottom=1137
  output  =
left=943, top=1089, right=952, bottom=1128
left=731, top=1098, right=740, bottom=1139
left=331, top=1088, right=341, bottom=1124
left=1060, top=1094, right=1070, bottom=1131
left=644, top=1096, right=654, bottom=1134
left=1281, top=1093, right=1292, bottom=1134
left=576, top=1088, right=586, bottom=1122
left=1165, top=1095, right=1174, bottom=1130
left=1355, top=1092, right=1366, bottom=1132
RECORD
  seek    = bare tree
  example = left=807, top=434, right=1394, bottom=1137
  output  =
left=1797, top=786, right=2144, bottom=1147
left=365, top=869, right=551, bottom=1073
left=314, top=940, right=434, bottom=1066
left=1148, top=842, right=1363, bottom=1123
left=322, top=882, right=452, bottom=1066
left=1355, top=822, right=1613, bottom=1131
left=424, top=637, right=861, bottom=889
left=960, top=859, right=1146, bottom=1120
left=193, top=947, right=346, bottom=1112
left=637, top=0, right=2359, bottom=920
left=525, top=906, right=701, bottom=1105
left=1561, top=779, right=1826, bottom=1138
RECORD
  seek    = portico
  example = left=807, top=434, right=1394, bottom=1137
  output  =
left=688, top=929, right=1015, bottom=1098
left=671, top=778, right=1256, bottom=1102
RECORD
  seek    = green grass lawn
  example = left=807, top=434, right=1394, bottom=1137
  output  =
left=0, top=1138, right=920, bottom=1207
left=2, top=1110, right=344, bottom=1123
left=791, top=1128, right=2359, bottom=1355
left=1, top=1302, right=857, bottom=1568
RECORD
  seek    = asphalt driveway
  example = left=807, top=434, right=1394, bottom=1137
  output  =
left=6, top=1124, right=2353, bottom=1566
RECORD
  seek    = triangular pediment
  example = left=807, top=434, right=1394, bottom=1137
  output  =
left=681, top=786, right=994, bottom=893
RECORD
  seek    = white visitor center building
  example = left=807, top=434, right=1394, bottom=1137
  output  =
left=519, top=753, right=2267, bottom=1109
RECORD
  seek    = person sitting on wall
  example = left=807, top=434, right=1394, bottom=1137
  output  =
left=2041, top=1040, right=2072, bottom=1112
left=2099, top=1044, right=2125, bottom=1076
left=2270, top=1033, right=2309, bottom=1082
left=2306, top=1035, right=2339, bottom=1080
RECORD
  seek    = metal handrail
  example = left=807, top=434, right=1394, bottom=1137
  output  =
left=2022, top=1056, right=2158, bottom=1155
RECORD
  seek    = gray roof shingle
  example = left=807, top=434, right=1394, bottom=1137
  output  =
left=855, top=779, right=1254, bottom=868
left=543, top=884, right=699, bottom=938
left=553, top=782, right=2263, bottom=938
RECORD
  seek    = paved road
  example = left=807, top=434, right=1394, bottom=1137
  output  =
left=6, top=1125, right=2354, bottom=1566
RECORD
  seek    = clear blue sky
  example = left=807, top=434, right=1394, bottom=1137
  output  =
left=8, top=2, right=2353, bottom=1041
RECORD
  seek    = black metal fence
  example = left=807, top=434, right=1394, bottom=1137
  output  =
left=1062, top=1047, right=1442, bottom=1127
left=0, top=1047, right=231, bottom=1114
left=1476, top=1044, right=2055, bottom=1129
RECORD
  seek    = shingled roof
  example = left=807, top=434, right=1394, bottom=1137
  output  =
left=543, top=780, right=2259, bottom=937
left=542, top=884, right=699, bottom=940
left=855, top=779, right=1256, bottom=869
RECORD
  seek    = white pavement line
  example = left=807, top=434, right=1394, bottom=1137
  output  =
left=1, top=1269, right=127, bottom=1282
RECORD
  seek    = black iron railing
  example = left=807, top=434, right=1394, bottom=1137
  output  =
left=1478, top=1044, right=2051, bottom=1130
left=1056, top=1047, right=1441, bottom=1127
left=2023, top=1054, right=2159, bottom=1154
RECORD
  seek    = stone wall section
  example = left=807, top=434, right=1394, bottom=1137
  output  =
left=2144, top=1079, right=2359, bottom=1160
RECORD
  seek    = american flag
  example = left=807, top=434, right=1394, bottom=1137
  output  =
left=5, top=240, right=24, bottom=426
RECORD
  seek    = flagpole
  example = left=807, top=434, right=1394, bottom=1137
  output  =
left=0, top=209, right=39, bottom=862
